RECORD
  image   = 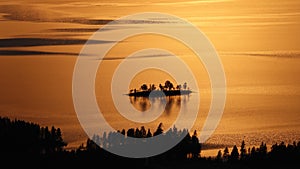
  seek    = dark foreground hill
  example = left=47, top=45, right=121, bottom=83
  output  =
left=0, top=116, right=299, bottom=169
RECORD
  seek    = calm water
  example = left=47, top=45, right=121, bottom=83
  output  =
left=1, top=55, right=300, bottom=158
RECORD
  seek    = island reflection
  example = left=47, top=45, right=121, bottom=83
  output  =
left=129, top=95, right=189, bottom=115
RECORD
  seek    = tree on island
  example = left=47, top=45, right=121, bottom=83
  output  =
left=132, top=80, right=189, bottom=94
left=164, top=80, right=174, bottom=91
left=183, top=82, right=187, bottom=90
left=149, top=84, right=156, bottom=91
left=140, top=84, right=148, bottom=91
left=159, top=83, right=164, bottom=90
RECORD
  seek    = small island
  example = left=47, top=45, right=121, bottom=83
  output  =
left=127, top=80, right=193, bottom=97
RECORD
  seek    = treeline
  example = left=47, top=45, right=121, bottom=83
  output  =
left=216, top=140, right=300, bottom=162
left=211, top=140, right=300, bottom=168
left=83, top=122, right=201, bottom=159
left=0, top=116, right=299, bottom=169
left=0, top=116, right=67, bottom=154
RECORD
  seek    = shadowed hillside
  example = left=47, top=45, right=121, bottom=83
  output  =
left=0, top=116, right=299, bottom=169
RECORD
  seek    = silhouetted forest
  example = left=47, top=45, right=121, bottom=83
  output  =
left=0, top=116, right=299, bottom=169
